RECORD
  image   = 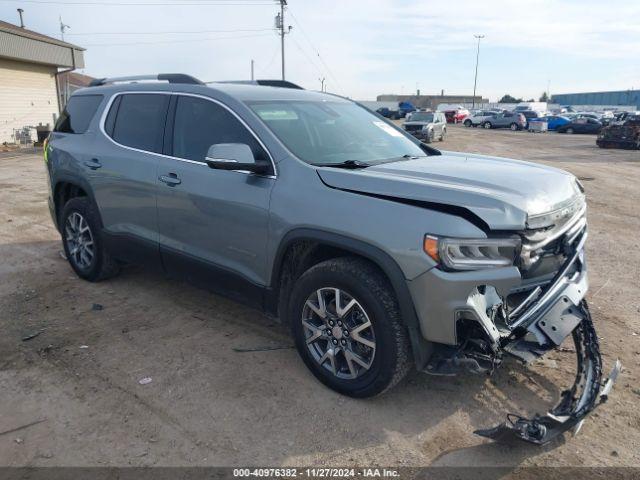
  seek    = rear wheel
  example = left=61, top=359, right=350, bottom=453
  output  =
left=289, top=258, right=411, bottom=398
left=566, top=127, right=574, bottom=134
left=439, top=128, right=446, bottom=141
left=61, top=197, right=120, bottom=282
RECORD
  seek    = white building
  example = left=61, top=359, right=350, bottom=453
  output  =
left=0, top=19, right=85, bottom=144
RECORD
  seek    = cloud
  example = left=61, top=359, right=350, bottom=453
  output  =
left=1, top=0, right=638, bottom=100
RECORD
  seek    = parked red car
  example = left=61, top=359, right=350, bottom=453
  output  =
left=444, top=108, right=470, bottom=124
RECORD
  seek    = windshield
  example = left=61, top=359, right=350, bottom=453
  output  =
left=247, top=100, right=426, bottom=165
left=408, top=113, right=434, bottom=122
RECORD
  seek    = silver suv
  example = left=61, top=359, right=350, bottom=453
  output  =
left=45, top=74, right=618, bottom=445
left=402, top=111, right=446, bottom=142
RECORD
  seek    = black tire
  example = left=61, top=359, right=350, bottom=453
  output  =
left=424, top=129, right=434, bottom=143
left=566, top=127, right=574, bottom=134
left=439, top=128, right=446, bottom=141
left=510, top=123, right=518, bottom=131
left=60, top=197, right=120, bottom=282
left=289, top=257, right=412, bottom=398
left=483, top=121, right=492, bottom=129
left=463, top=119, right=472, bottom=127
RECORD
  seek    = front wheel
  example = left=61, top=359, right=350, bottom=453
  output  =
left=510, top=123, right=519, bottom=131
left=423, top=129, right=434, bottom=143
left=483, top=122, right=492, bottom=129
left=439, top=128, right=446, bottom=141
left=566, top=127, right=574, bottom=134
left=464, top=119, right=472, bottom=127
left=289, top=258, right=411, bottom=398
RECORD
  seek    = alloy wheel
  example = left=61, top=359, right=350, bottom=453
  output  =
left=64, top=212, right=95, bottom=270
left=301, top=287, right=376, bottom=380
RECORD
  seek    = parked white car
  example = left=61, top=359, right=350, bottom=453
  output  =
left=463, top=110, right=499, bottom=127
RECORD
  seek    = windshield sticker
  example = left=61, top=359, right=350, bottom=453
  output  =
left=255, top=109, right=299, bottom=121
left=373, top=121, right=404, bottom=137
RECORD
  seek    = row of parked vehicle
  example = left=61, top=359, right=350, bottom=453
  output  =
left=461, top=107, right=638, bottom=134
left=399, top=105, right=640, bottom=148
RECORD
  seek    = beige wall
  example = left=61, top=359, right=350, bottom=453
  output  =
left=0, top=57, right=59, bottom=144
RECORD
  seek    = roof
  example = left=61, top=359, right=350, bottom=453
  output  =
left=59, top=71, right=95, bottom=87
left=0, top=20, right=84, bottom=50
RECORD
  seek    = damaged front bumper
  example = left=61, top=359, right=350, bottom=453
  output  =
left=410, top=225, right=621, bottom=445
left=475, top=301, right=622, bottom=445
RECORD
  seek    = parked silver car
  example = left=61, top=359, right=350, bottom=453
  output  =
left=482, top=111, right=527, bottom=130
left=402, top=111, right=446, bottom=142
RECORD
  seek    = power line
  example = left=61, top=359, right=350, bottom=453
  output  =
left=82, top=32, right=273, bottom=47
left=289, top=35, right=324, bottom=79
left=287, top=7, right=343, bottom=94
left=65, top=27, right=275, bottom=36
left=11, top=0, right=278, bottom=6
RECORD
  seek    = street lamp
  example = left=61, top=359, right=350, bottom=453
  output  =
left=472, top=34, right=484, bottom=109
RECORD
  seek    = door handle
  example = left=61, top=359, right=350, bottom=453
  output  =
left=159, top=173, right=181, bottom=186
left=83, top=158, right=102, bottom=170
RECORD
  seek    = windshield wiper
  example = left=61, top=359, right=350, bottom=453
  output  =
left=314, top=160, right=371, bottom=169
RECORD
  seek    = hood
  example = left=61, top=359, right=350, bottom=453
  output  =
left=404, top=121, right=432, bottom=127
left=317, top=152, right=581, bottom=230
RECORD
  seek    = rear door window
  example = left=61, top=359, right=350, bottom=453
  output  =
left=54, top=95, right=103, bottom=134
left=110, top=94, right=169, bottom=153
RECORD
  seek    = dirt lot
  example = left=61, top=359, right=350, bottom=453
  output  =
left=0, top=127, right=638, bottom=469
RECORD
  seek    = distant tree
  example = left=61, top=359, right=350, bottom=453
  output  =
left=498, top=94, right=522, bottom=103
left=526, top=98, right=535, bottom=102
left=539, top=92, right=549, bottom=102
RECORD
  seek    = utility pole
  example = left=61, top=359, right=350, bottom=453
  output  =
left=472, top=34, right=484, bottom=109
left=251, top=59, right=255, bottom=81
left=59, top=16, right=70, bottom=41
left=319, top=77, right=325, bottom=92
left=275, top=0, right=291, bottom=81
left=17, top=8, right=25, bottom=28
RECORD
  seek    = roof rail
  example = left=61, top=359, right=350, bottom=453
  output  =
left=214, top=79, right=304, bottom=90
left=89, top=73, right=204, bottom=87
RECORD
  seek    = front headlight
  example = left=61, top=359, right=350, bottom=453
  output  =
left=421, top=125, right=431, bottom=131
left=423, top=235, right=520, bottom=271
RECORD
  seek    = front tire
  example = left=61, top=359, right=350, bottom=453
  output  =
left=439, top=128, right=446, bottom=141
left=463, top=119, right=472, bottom=127
left=483, top=121, right=492, bottom=129
left=510, top=123, right=519, bottom=131
left=289, top=258, right=411, bottom=398
left=61, top=197, right=120, bottom=282
left=566, top=127, right=574, bottom=134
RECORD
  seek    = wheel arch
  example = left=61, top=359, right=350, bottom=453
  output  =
left=52, top=175, right=99, bottom=231
left=269, top=228, right=433, bottom=369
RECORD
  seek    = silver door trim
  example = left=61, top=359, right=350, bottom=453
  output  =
left=97, top=90, right=277, bottom=178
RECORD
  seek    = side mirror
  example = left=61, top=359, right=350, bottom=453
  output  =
left=205, top=143, right=270, bottom=174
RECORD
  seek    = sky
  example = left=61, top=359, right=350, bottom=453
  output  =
left=2, top=0, right=639, bottom=101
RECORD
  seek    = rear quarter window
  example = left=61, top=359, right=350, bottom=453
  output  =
left=54, top=95, right=103, bottom=134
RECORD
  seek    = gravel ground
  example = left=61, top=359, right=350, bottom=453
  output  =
left=0, top=126, right=638, bottom=469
